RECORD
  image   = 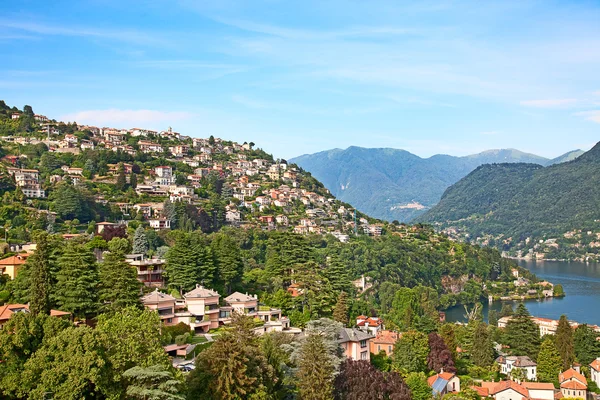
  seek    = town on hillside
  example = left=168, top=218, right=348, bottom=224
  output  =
left=1, top=103, right=599, bottom=399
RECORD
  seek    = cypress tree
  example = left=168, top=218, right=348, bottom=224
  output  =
left=537, top=338, right=562, bottom=387
left=332, top=291, right=349, bottom=325
left=504, top=303, right=540, bottom=360
left=129, top=172, right=137, bottom=189
left=115, top=163, right=127, bottom=191
left=54, top=243, right=99, bottom=319
left=297, top=332, right=335, bottom=400
left=132, top=225, right=148, bottom=255
left=488, top=309, right=499, bottom=327
left=471, top=322, right=494, bottom=367
left=555, top=314, right=575, bottom=370
left=28, top=232, right=51, bottom=315
left=98, top=251, right=142, bottom=313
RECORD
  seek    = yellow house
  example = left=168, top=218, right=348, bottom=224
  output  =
left=0, top=253, right=30, bottom=279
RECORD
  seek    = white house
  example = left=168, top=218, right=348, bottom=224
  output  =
left=591, top=358, right=600, bottom=388
left=495, top=355, right=537, bottom=381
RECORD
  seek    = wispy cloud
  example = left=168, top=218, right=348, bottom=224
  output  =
left=573, top=110, right=600, bottom=123
left=60, top=109, right=194, bottom=128
left=519, top=98, right=578, bottom=108
left=0, top=19, right=173, bottom=47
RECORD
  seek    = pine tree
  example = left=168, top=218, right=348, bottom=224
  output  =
left=488, top=309, right=499, bottom=327
left=211, top=233, right=243, bottom=294
left=28, top=232, right=51, bottom=315
left=471, top=322, right=494, bottom=367
left=427, top=332, right=456, bottom=373
left=332, top=292, right=349, bottom=325
left=132, top=225, right=148, bottom=255
left=129, top=172, right=137, bottom=189
left=165, top=235, right=215, bottom=293
left=537, top=338, right=562, bottom=387
left=323, top=254, right=351, bottom=294
left=505, top=303, right=541, bottom=360
left=555, top=314, right=575, bottom=370
left=297, top=332, right=335, bottom=400
left=123, top=365, right=184, bottom=400
left=98, top=251, right=142, bottom=313
left=54, top=243, right=99, bottom=319
left=574, top=324, right=600, bottom=366
left=163, top=199, right=177, bottom=227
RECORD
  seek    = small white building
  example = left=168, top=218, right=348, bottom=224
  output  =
left=495, top=355, right=537, bottom=381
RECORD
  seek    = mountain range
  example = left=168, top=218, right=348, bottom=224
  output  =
left=417, top=142, right=600, bottom=259
left=290, top=147, right=583, bottom=222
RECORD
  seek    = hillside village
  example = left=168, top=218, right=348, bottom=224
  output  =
left=1, top=103, right=600, bottom=400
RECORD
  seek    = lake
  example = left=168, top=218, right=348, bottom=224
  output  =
left=444, top=259, right=600, bottom=326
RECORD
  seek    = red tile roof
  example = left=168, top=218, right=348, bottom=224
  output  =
left=470, top=386, right=489, bottom=397
left=559, top=368, right=587, bottom=386
left=590, top=358, right=600, bottom=371
left=560, top=380, right=587, bottom=390
left=0, top=254, right=30, bottom=265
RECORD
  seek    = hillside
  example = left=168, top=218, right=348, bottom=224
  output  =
left=290, top=147, right=560, bottom=222
left=419, top=143, right=600, bottom=260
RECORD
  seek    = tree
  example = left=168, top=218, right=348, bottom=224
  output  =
left=51, top=182, right=85, bottom=221
left=27, top=231, right=52, bottom=315
left=556, top=314, right=575, bottom=370
left=504, top=303, right=540, bottom=360
left=471, top=322, right=494, bottom=367
left=537, top=338, right=562, bottom=387
left=211, top=232, right=243, bottom=293
left=116, top=163, right=127, bottom=191
left=392, top=330, right=429, bottom=374
left=165, top=234, right=215, bottom=293
left=163, top=199, right=177, bottom=227
left=334, top=359, right=411, bottom=400
left=323, top=254, right=352, bottom=294
left=98, top=250, right=142, bottom=313
left=439, top=323, right=458, bottom=362
left=427, top=332, right=456, bottom=373
left=333, top=291, right=349, bottom=325
left=404, top=372, right=431, bottom=400
left=188, top=313, right=274, bottom=400
left=123, top=365, right=184, bottom=400
left=0, top=313, right=71, bottom=398
left=54, top=242, right=99, bottom=319
left=500, top=303, right=514, bottom=317
left=101, top=224, right=127, bottom=241
left=297, top=332, right=335, bottom=400
left=132, top=225, right=149, bottom=255
left=488, top=309, right=499, bottom=327
left=553, top=284, right=564, bottom=297
left=130, top=171, right=138, bottom=189
left=574, top=324, right=600, bottom=366
left=21, top=326, right=112, bottom=399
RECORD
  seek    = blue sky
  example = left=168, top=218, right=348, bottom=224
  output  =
left=1, top=0, right=599, bottom=159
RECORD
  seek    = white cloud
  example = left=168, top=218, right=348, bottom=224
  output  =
left=60, top=109, right=194, bottom=128
left=573, top=110, right=600, bottom=123
left=519, top=98, right=578, bottom=108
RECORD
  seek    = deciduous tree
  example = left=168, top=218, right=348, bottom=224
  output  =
left=334, top=359, right=411, bottom=400
left=392, top=330, right=429, bottom=374
left=537, top=338, right=562, bottom=387
left=427, top=332, right=456, bottom=373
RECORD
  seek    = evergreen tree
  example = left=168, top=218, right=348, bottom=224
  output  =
left=500, top=303, right=514, bottom=317
left=165, top=235, right=215, bottom=293
left=323, top=254, right=351, bottom=294
left=129, top=171, right=137, bottom=189
left=188, top=314, right=274, bottom=400
left=488, top=309, right=499, bottom=327
left=332, top=291, right=349, bottom=325
left=471, top=322, right=494, bottom=367
left=555, top=314, right=575, bottom=370
left=573, top=324, right=600, bottom=366
left=439, top=323, right=458, bottom=362
left=98, top=251, right=142, bottom=313
left=163, top=199, right=177, bottom=227
left=537, top=338, right=562, bottom=387
left=211, top=232, right=243, bottom=293
left=427, top=332, right=456, bottom=373
left=27, top=231, right=51, bottom=315
left=54, top=243, right=99, bottom=319
left=123, top=365, right=184, bottom=400
left=297, top=332, right=335, bottom=400
left=116, top=163, right=127, bottom=191
left=132, top=225, right=149, bottom=255
left=504, top=303, right=540, bottom=360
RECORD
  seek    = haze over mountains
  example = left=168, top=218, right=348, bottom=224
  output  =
left=290, top=147, right=584, bottom=222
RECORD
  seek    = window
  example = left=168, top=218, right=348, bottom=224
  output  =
left=360, top=351, right=368, bottom=360
left=388, top=345, right=392, bottom=353
left=378, top=345, right=381, bottom=352
left=360, top=340, right=367, bottom=348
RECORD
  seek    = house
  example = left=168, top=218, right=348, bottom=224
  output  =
left=427, top=370, right=460, bottom=396
left=183, top=285, right=222, bottom=333
left=591, top=358, right=600, bottom=388
left=149, top=218, right=171, bottom=230
left=559, top=368, right=587, bottom=399
left=495, top=355, right=537, bottom=381
left=141, top=289, right=178, bottom=325
left=225, top=210, right=241, bottom=224
left=107, top=163, right=133, bottom=175
left=338, top=328, right=375, bottom=361
left=472, top=380, right=553, bottom=400
left=224, top=292, right=258, bottom=316
left=0, top=304, right=70, bottom=329
left=125, top=254, right=166, bottom=287
left=11, top=112, right=20, bottom=120
left=138, top=141, right=163, bottom=153
left=370, top=330, right=400, bottom=356
left=356, top=316, right=384, bottom=335
left=169, top=145, right=189, bottom=157
left=155, top=166, right=174, bottom=185
left=95, top=221, right=120, bottom=234
left=0, top=253, right=30, bottom=279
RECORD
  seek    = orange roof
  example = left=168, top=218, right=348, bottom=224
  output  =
left=372, top=330, right=400, bottom=345
left=0, top=303, right=70, bottom=322
left=427, top=372, right=456, bottom=387
left=357, top=317, right=383, bottom=327
left=470, top=386, right=489, bottom=397
left=0, top=254, right=30, bottom=265
left=560, top=380, right=587, bottom=390
left=522, top=382, right=555, bottom=390
left=590, top=359, right=600, bottom=371
left=559, top=368, right=587, bottom=385
left=485, top=381, right=529, bottom=398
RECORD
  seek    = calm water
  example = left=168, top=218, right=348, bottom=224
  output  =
left=444, top=260, right=600, bottom=326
